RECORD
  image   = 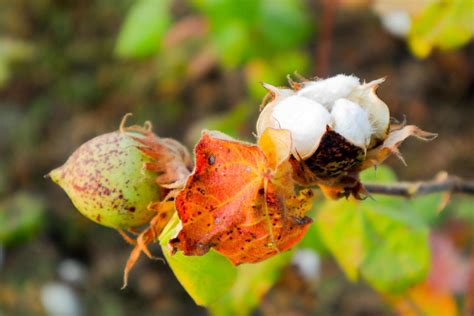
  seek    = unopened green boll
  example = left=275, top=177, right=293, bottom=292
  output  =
left=49, top=131, right=160, bottom=229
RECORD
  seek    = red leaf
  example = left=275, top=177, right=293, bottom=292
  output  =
left=169, top=131, right=313, bottom=265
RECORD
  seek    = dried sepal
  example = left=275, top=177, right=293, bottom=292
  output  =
left=360, top=124, right=438, bottom=170
left=117, top=118, right=193, bottom=288
left=313, top=125, right=437, bottom=200
left=258, top=83, right=294, bottom=111
left=132, top=132, right=193, bottom=189
left=122, top=196, right=176, bottom=288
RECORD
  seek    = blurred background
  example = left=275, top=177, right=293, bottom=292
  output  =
left=0, top=0, right=473, bottom=315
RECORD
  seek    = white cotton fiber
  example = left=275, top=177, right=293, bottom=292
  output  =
left=271, top=95, right=332, bottom=158
left=331, top=98, right=372, bottom=148
left=297, top=74, right=360, bottom=109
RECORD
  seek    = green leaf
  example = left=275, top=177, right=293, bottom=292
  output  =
left=258, top=0, right=312, bottom=50
left=245, top=51, right=309, bottom=98
left=0, top=192, right=45, bottom=247
left=115, top=0, right=171, bottom=59
left=407, top=193, right=444, bottom=224
left=360, top=165, right=397, bottom=183
left=160, top=211, right=292, bottom=313
left=193, top=0, right=261, bottom=26
left=0, top=38, right=35, bottom=87
left=297, top=222, right=328, bottom=255
left=317, top=200, right=369, bottom=280
left=452, top=196, right=474, bottom=223
left=408, top=0, right=474, bottom=58
left=209, top=251, right=292, bottom=316
left=361, top=166, right=443, bottom=225
left=193, top=0, right=311, bottom=67
left=359, top=206, right=430, bottom=292
left=317, top=199, right=430, bottom=293
left=159, top=215, right=237, bottom=306
left=186, top=102, right=254, bottom=145
left=192, top=0, right=260, bottom=66
left=212, top=20, right=250, bottom=67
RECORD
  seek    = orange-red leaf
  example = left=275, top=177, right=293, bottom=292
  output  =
left=169, top=131, right=313, bottom=265
left=387, top=282, right=458, bottom=316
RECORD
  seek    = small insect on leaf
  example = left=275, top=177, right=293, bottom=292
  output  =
left=169, top=129, right=313, bottom=265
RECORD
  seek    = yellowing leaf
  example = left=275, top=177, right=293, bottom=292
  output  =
left=388, top=282, right=458, bottom=316
left=316, top=200, right=369, bottom=280
left=408, top=0, right=474, bottom=58
left=317, top=199, right=430, bottom=292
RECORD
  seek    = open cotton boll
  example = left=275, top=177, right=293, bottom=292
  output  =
left=271, top=95, right=332, bottom=159
left=347, top=78, right=390, bottom=147
left=331, top=99, right=372, bottom=148
left=297, top=74, right=360, bottom=109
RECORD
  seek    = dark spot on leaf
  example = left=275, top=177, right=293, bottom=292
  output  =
left=208, top=154, right=215, bottom=165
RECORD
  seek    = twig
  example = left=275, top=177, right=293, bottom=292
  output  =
left=363, top=173, right=474, bottom=198
left=315, top=0, right=338, bottom=77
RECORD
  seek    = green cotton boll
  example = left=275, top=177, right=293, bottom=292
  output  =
left=49, top=131, right=160, bottom=230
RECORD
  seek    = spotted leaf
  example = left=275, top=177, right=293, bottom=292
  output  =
left=169, top=130, right=313, bottom=265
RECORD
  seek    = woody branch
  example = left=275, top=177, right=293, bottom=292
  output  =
left=363, top=172, right=474, bottom=198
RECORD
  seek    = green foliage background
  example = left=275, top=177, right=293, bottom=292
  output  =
left=0, top=0, right=473, bottom=315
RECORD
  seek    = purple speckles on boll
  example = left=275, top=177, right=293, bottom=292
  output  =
left=49, top=131, right=161, bottom=229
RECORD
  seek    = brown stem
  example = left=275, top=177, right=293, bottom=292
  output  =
left=363, top=173, right=474, bottom=198
left=315, top=0, right=338, bottom=77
